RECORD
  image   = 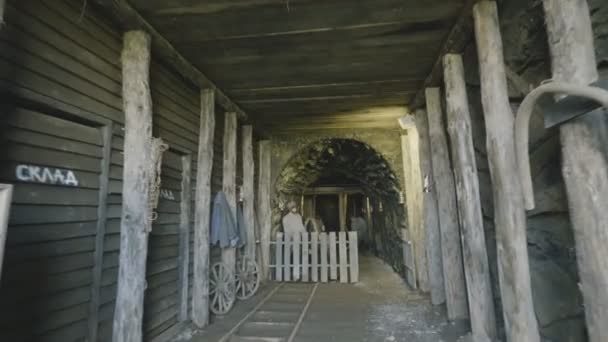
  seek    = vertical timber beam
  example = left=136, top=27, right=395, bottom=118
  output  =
left=400, top=132, right=432, bottom=294
left=425, top=89, right=469, bottom=320
left=242, top=125, right=256, bottom=259
left=443, top=54, right=500, bottom=339
left=473, top=1, right=539, bottom=341
left=542, top=1, right=608, bottom=340
left=192, top=89, right=215, bottom=328
left=257, top=140, right=272, bottom=279
left=222, top=112, right=238, bottom=275
left=112, top=31, right=153, bottom=342
left=178, top=155, right=192, bottom=322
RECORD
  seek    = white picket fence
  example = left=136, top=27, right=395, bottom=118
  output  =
left=270, top=231, right=359, bottom=283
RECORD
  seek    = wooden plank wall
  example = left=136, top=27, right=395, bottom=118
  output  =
left=0, top=1, right=236, bottom=341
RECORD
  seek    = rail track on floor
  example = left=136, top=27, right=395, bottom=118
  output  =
left=218, top=283, right=319, bottom=342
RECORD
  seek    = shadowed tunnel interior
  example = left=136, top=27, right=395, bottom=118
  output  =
left=273, top=138, right=408, bottom=277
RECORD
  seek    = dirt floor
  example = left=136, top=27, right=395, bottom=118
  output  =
left=178, top=255, right=469, bottom=342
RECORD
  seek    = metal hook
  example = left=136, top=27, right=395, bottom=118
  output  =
left=514, top=81, right=608, bottom=210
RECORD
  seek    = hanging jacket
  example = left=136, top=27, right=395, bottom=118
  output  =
left=210, top=192, right=239, bottom=248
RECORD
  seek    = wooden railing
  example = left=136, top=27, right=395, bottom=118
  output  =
left=270, top=232, right=359, bottom=283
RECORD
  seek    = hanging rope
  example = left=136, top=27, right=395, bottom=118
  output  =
left=147, top=137, right=169, bottom=230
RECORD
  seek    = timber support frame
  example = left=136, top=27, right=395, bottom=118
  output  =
left=443, top=53, right=498, bottom=339
left=242, top=126, right=256, bottom=259
left=112, top=30, right=154, bottom=342
left=192, top=89, right=215, bottom=328
left=473, top=1, right=539, bottom=340
left=222, top=112, right=238, bottom=275
left=425, top=88, right=468, bottom=320
left=404, top=119, right=444, bottom=303
left=542, top=0, right=608, bottom=340
left=258, top=141, right=272, bottom=279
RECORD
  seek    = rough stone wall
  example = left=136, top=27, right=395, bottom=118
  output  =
left=460, top=1, right=608, bottom=340
left=269, top=128, right=410, bottom=277
left=270, top=128, right=405, bottom=191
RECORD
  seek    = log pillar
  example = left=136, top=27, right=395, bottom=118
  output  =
left=400, top=131, right=435, bottom=296
left=178, top=155, right=192, bottom=322
left=242, top=125, right=256, bottom=259
left=222, top=112, right=238, bottom=275
left=425, top=89, right=469, bottom=320
left=192, top=89, right=215, bottom=328
left=112, top=31, right=154, bottom=342
left=542, top=1, right=608, bottom=340
left=473, top=1, right=540, bottom=341
left=443, top=53, right=499, bottom=339
left=257, top=140, right=272, bottom=279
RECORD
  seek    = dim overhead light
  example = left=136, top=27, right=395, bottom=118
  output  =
left=398, top=115, right=416, bottom=130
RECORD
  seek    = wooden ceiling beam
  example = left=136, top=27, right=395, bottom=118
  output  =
left=90, top=0, right=247, bottom=120
left=228, top=79, right=421, bottom=93
left=238, top=92, right=413, bottom=104
left=139, top=0, right=462, bottom=42
left=410, top=0, right=478, bottom=109
left=264, top=121, right=400, bottom=131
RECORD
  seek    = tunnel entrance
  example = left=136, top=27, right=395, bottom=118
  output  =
left=273, top=138, right=409, bottom=283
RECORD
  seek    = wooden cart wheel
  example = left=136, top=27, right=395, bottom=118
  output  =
left=209, top=262, right=236, bottom=315
left=236, top=257, right=260, bottom=300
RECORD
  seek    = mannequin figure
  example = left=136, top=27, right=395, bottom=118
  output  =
left=282, top=200, right=306, bottom=279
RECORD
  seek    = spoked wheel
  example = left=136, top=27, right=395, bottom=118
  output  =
left=236, top=257, right=260, bottom=300
left=209, top=262, right=236, bottom=315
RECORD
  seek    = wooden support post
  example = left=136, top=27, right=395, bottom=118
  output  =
left=192, top=89, right=215, bottom=328
left=257, top=140, right=272, bottom=279
left=542, top=1, right=608, bottom=340
left=401, top=132, right=433, bottom=296
left=425, top=89, right=469, bottom=320
left=242, top=125, right=256, bottom=259
left=178, top=155, right=192, bottom=322
left=338, top=193, right=347, bottom=232
left=222, top=112, right=238, bottom=275
left=112, top=31, right=153, bottom=342
left=473, top=2, right=539, bottom=341
left=443, top=54, right=500, bottom=339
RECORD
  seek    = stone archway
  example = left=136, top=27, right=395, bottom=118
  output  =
left=271, top=138, right=408, bottom=277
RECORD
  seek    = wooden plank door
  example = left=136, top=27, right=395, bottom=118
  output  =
left=0, top=107, right=107, bottom=341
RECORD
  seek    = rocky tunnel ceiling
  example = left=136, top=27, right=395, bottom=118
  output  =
left=129, top=0, right=466, bottom=130
left=275, top=139, right=401, bottom=201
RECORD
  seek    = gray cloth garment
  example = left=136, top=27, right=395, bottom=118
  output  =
left=210, top=191, right=239, bottom=248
